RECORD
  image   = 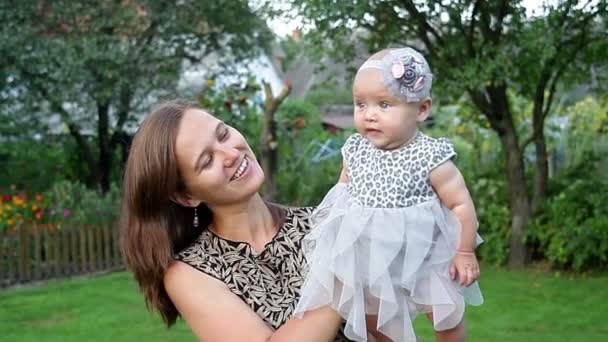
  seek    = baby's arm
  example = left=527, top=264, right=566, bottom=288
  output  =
left=429, top=160, right=480, bottom=286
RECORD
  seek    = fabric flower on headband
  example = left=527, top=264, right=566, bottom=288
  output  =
left=391, top=54, right=428, bottom=96
left=387, top=48, right=432, bottom=102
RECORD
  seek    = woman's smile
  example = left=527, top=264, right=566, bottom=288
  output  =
left=230, top=156, right=250, bottom=182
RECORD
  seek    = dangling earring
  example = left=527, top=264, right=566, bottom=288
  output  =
left=193, top=207, right=199, bottom=228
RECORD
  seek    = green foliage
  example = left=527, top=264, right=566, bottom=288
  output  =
left=275, top=100, right=348, bottom=205
left=563, top=96, right=608, bottom=169
left=0, top=137, right=84, bottom=192
left=304, top=82, right=353, bottom=106
left=527, top=158, right=608, bottom=272
left=45, top=181, right=121, bottom=228
left=526, top=97, right=608, bottom=271
left=0, top=180, right=120, bottom=233
left=0, top=0, right=272, bottom=190
left=471, top=177, right=512, bottom=265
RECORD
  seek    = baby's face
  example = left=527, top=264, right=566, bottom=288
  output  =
left=353, top=68, right=428, bottom=150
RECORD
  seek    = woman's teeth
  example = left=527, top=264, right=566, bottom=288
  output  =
left=231, top=157, right=248, bottom=181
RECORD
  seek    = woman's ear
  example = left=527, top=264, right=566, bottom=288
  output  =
left=416, top=98, right=432, bottom=122
left=170, top=193, right=202, bottom=208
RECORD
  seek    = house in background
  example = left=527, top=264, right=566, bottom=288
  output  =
left=283, top=29, right=372, bottom=132
left=178, top=42, right=287, bottom=103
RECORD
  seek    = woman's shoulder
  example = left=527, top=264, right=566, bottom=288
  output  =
left=164, top=259, right=229, bottom=300
left=173, top=229, right=226, bottom=281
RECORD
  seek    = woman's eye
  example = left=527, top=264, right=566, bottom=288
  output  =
left=219, top=127, right=229, bottom=141
left=201, top=155, right=213, bottom=169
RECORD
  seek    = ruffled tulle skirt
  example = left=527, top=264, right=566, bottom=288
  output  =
left=293, top=183, right=483, bottom=342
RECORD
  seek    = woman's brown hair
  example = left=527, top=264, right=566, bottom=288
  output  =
left=120, top=99, right=285, bottom=326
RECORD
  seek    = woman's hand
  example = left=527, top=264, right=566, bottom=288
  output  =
left=449, top=251, right=480, bottom=287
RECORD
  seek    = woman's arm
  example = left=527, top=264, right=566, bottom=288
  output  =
left=164, top=261, right=342, bottom=342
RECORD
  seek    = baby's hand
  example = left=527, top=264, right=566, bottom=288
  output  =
left=449, top=251, right=480, bottom=287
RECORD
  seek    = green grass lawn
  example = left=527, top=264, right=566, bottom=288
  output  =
left=1, top=265, right=607, bottom=341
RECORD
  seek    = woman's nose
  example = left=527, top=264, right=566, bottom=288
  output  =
left=222, top=147, right=240, bottom=168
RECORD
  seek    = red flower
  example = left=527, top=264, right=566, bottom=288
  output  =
left=1, top=195, right=11, bottom=202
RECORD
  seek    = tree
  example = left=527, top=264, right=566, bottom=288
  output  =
left=286, top=0, right=608, bottom=267
left=261, top=81, right=292, bottom=201
left=0, top=0, right=272, bottom=192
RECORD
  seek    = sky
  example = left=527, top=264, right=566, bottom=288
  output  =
left=268, top=0, right=551, bottom=38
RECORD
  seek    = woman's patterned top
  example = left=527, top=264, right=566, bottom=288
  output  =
left=175, top=206, right=352, bottom=341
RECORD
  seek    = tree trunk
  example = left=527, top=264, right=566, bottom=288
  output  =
left=261, top=82, right=291, bottom=201
left=532, top=129, right=549, bottom=214
left=97, top=102, right=112, bottom=193
left=480, top=86, right=533, bottom=268
left=499, top=127, right=532, bottom=268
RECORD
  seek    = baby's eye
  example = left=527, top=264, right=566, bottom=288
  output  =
left=355, top=102, right=366, bottom=109
left=380, top=101, right=391, bottom=109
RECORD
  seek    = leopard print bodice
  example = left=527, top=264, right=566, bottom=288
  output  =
left=342, top=131, right=456, bottom=208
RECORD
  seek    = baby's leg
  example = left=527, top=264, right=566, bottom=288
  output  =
left=366, top=315, right=393, bottom=342
left=426, top=313, right=466, bottom=342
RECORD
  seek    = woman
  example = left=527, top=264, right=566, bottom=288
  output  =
left=120, top=99, right=352, bottom=341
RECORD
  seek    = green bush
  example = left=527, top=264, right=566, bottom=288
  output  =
left=0, top=137, right=83, bottom=193
left=471, top=177, right=512, bottom=265
left=44, top=181, right=121, bottom=228
left=0, top=180, right=120, bottom=233
left=275, top=100, right=348, bottom=205
left=527, top=156, right=608, bottom=271
left=526, top=96, right=608, bottom=271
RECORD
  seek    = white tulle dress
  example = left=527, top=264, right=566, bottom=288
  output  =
left=293, top=132, right=483, bottom=342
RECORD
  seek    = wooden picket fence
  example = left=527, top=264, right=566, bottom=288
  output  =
left=0, top=224, right=123, bottom=288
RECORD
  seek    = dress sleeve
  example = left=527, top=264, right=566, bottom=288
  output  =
left=427, top=137, right=457, bottom=172
left=341, top=133, right=363, bottom=168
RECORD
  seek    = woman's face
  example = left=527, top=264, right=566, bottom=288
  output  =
left=174, top=108, right=265, bottom=207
